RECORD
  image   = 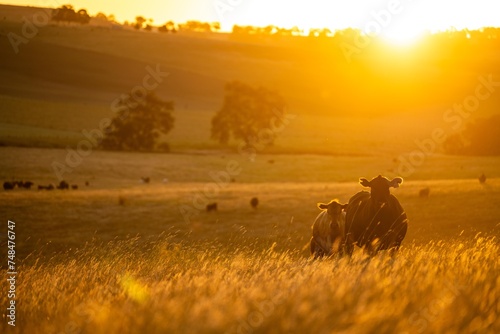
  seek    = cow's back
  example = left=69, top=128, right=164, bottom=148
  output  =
left=345, top=191, right=371, bottom=234
left=346, top=191, right=408, bottom=250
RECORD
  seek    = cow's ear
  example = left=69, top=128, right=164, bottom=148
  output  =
left=341, top=204, right=348, bottom=212
left=360, top=178, right=371, bottom=187
left=390, top=177, right=403, bottom=188
left=318, top=203, right=328, bottom=210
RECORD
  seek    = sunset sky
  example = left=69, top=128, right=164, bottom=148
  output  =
left=3, top=0, right=500, bottom=38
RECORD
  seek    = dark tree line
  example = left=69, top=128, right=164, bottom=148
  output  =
left=127, top=18, right=219, bottom=33
left=230, top=24, right=500, bottom=42
left=51, top=5, right=91, bottom=24
left=178, top=21, right=220, bottom=33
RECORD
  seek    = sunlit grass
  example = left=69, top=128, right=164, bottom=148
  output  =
left=2, top=235, right=498, bottom=333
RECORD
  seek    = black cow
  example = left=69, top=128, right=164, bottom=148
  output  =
left=206, top=203, right=218, bottom=212
left=250, top=197, right=259, bottom=209
left=345, top=175, right=408, bottom=256
left=57, top=180, right=69, bottom=190
left=21, top=181, right=34, bottom=189
left=3, top=182, right=14, bottom=190
left=419, top=187, right=430, bottom=198
left=38, top=184, right=55, bottom=190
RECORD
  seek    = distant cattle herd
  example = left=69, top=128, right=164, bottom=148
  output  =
left=3, top=180, right=83, bottom=191
left=2, top=173, right=490, bottom=257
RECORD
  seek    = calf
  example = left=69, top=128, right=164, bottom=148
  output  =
left=310, top=200, right=348, bottom=258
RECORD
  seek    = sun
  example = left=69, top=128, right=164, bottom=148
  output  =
left=379, top=25, right=426, bottom=46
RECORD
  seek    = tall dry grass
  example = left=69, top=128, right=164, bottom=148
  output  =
left=2, top=234, right=498, bottom=334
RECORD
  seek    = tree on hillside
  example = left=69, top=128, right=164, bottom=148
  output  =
left=211, top=22, right=221, bottom=33
left=166, top=21, right=176, bottom=32
left=52, top=5, right=90, bottom=24
left=211, top=81, right=287, bottom=147
left=178, top=21, right=215, bottom=33
left=134, top=16, right=146, bottom=30
left=95, top=12, right=108, bottom=20
left=95, top=12, right=115, bottom=22
left=159, top=21, right=177, bottom=33
left=144, top=18, right=154, bottom=31
left=100, top=92, right=175, bottom=151
left=76, top=9, right=91, bottom=24
left=443, top=114, right=500, bottom=156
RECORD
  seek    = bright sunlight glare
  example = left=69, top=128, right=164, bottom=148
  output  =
left=379, top=25, right=427, bottom=46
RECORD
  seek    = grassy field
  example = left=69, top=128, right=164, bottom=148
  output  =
left=0, top=232, right=498, bottom=333
left=1, top=147, right=499, bottom=333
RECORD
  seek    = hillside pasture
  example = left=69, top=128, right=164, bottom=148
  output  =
left=1, top=147, right=499, bottom=260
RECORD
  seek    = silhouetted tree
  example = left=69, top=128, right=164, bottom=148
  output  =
left=95, top=12, right=107, bottom=20
left=51, top=5, right=90, bottom=24
left=211, top=81, right=287, bottom=146
left=178, top=21, right=215, bottom=33
left=134, top=16, right=146, bottom=30
left=309, top=28, right=332, bottom=38
left=166, top=21, right=176, bottom=31
left=101, top=92, right=175, bottom=151
left=159, top=21, right=177, bottom=33
left=76, top=9, right=91, bottom=24
left=95, top=12, right=115, bottom=23
left=211, top=22, right=221, bottom=32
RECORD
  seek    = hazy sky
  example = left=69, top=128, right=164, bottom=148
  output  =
left=2, top=0, right=499, bottom=33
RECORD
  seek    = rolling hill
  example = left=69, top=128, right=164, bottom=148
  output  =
left=1, top=4, right=500, bottom=155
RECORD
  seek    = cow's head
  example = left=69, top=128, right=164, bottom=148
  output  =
left=359, top=175, right=403, bottom=207
left=318, top=200, right=348, bottom=218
